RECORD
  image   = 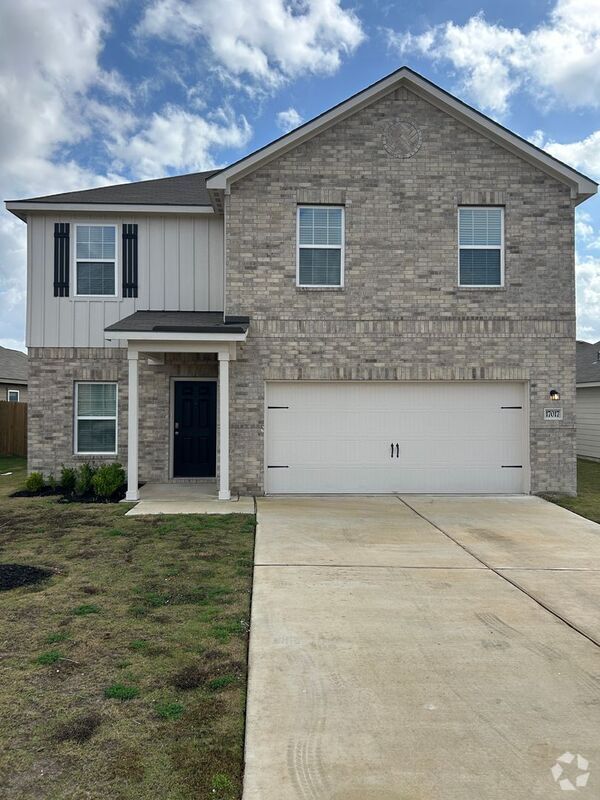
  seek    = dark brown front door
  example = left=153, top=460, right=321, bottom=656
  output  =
left=173, top=381, right=217, bottom=477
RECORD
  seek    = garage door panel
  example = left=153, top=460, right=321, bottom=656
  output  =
left=265, top=382, right=527, bottom=494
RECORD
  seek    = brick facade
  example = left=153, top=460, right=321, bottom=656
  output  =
left=225, top=87, right=576, bottom=495
left=28, top=348, right=217, bottom=482
left=27, top=86, right=577, bottom=495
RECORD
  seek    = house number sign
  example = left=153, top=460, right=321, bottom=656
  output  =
left=544, top=407, right=563, bottom=421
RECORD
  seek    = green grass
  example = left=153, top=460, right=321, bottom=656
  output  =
left=36, top=650, right=63, bottom=665
left=0, top=456, right=255, bottom=800
left=544, top=458, right=600, bottom=523
left=104, top=684, right=140, bottom=701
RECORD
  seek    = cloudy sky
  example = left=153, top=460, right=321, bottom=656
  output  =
left=1, top=0, right=599, bottom=350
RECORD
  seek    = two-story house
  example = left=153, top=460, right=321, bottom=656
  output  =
left=6, top=67, right=597, bottom=501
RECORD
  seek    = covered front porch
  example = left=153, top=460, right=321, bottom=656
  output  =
left=105, top=311, right=249, bottom=503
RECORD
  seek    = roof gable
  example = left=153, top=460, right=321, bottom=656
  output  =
left=206, top=67, right=597, bottom=205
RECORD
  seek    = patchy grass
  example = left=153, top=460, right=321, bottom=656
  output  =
left=544, top=458, right=600, bottom=524
left=0, top=456, right=255, bottom=800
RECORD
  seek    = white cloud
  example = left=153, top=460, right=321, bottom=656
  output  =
left=577, top=254, right=600, bottom=340
left=137, top=0, right=365, bottom=88
left=276, top=107, right=303, bottom=132
left=0, top=1, right=256, bottom=347
left=0, top=0, right=125, bottom=349
left=543, top=130, right=600, bottom=177
left=388, top=0, right=600, bottom=114
left=110, top=105, right=251, bottom=179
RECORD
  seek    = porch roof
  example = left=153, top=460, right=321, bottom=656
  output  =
left=105, top=311, right=249, bottom=340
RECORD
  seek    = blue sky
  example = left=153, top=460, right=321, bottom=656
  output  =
left=1, top=0, right=599, bottom=350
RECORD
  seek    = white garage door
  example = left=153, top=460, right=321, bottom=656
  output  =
left=265, top=382, right=528, bottom=494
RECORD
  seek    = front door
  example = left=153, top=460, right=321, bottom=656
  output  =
left=173, top=381, right=217, bottom=477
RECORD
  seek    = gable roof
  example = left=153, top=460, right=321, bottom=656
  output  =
left=206, top=66, right=597, bottom=205
left=577, top=340, right=600, bottom=384
left=8, top=170, right=217, bottom=207
left=0, top=346, right=27, bottom=384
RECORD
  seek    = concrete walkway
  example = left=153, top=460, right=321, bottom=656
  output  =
left=125, top=483, right=254, bottom=515
left=244, top=496, right=600, bottom=800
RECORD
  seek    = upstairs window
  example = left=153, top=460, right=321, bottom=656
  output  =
left=297, top=206, right=344, bottom=287
left=7, top=389, right=19, bottom=402
left=75, top=382, right=117, bottom=454
left=458, top=207, right=504, bottom=287
left=75, top=225, right=117, bottom=296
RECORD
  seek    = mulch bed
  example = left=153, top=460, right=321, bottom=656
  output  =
left=0, top=564, right=54, bottom=591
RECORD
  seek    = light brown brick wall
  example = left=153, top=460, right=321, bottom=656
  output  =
left=225, top=86, right=576, bottom=495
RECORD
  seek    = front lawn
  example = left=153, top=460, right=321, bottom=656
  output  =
left=0, top=457, right=255, bottom=800
left=544, top=457, right=600, bottom=524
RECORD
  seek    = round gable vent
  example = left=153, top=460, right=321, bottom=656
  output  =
left=383, top=120, right=422, bottom=159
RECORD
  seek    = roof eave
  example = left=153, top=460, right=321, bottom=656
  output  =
left=206, top=67, right=598, bottom=203
left=5, top=201, right=215, bottom=220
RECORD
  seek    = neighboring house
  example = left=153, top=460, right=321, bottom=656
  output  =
left=0, top=346, right=27, bottom=403
left=576, top=340, right=600, bottom=460
left=5, top=67, right=598, bottom=499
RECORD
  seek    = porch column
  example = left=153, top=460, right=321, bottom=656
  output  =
left=218, top=351, right=231, bottom=500
left=125, top=349, right=139, bottom=501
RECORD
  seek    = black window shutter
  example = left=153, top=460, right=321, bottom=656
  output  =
left=53, top=223, right=70, bottom=297
left=122, top=224, right=138, bottom=298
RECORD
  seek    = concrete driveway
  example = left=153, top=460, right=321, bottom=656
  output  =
left=244, top=496, right=600, bottom=800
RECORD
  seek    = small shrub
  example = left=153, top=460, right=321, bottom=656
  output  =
left=74, top=463, right=96, bottom=497
left=155, top=701, right=184, bottom=720
left=46, top=474, right=57, bottom=490
left=36, top=650, right=62, bottom=665
left=25, top=472, right=45, bottom=493
left=60, top=466, right=77, bottom=494
left=73, top=604, right=100, bottom=616
left=92, top=463, right=126, bottom=500
left=104, top=684, right=139, bottom=701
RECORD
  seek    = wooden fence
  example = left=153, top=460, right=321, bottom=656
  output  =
left=0, top=400, right=27, bottom=457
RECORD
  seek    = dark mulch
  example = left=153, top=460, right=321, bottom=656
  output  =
left=0, top=564, right=54, bottom=591
left=11, top=487, right=61, bottom=498
left=11, top=488, right=125, bottom=503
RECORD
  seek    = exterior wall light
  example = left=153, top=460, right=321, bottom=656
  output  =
left=549, top=389, right=560, bottom=401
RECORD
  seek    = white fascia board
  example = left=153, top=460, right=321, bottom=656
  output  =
left=5, top=202, right=215, bottom=220
left=206, top=68, right=597, bottom=203
left=105, top=330, right=247, bottom=343
left=577, top=382, right=600, bottom=388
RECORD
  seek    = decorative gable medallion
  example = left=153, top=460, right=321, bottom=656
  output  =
left=383, top=120, right=422, bottom=159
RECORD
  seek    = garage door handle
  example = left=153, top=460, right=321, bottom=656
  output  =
left=396, top=443, right=399, bottom=458
left=391, top=443, right=399, bottom=458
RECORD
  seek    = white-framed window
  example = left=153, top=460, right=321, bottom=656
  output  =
left=297, top=206, right=344, bottom=287
left=75, top=224, right=117, bottom=296
left=7, top=389, right=19, bottom=402
left=458, top=207, right=504, bottom=287
left=75, top=382, right=118, bottom=454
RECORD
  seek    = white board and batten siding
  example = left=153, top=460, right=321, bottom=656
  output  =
left=265, top=381, right=529, bottom=494
left=27, top=213, right=224, bottom=347
left=576, top=386, right=600, bottom=460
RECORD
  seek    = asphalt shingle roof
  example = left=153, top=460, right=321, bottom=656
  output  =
left=105, top=311, right=249, bottom=335
left=0, top=346, right=27, bottom=384
left=576, top=340, right=600, bottom=384
left=11, top=170, right=219, bottom=206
